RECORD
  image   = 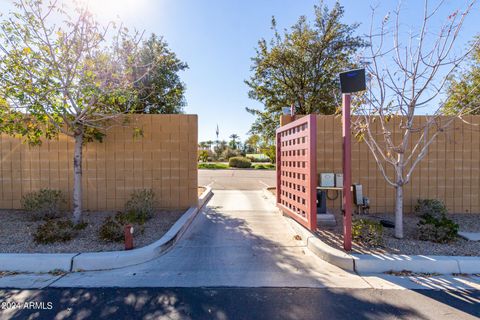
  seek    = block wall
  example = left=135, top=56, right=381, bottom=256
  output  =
left=0, top=114, right=198, bottom=211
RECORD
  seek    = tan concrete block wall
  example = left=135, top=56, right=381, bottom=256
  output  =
left=0, top=114, right=198, bottom=211
left=280, top=114, right=480, bottom=214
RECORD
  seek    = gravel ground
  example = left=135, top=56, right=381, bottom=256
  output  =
left=316, top=211, right=480, bottom=256
left=0, top=209, right=184, bottom=253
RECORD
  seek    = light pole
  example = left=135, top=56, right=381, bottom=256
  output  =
left=339, top=68, right=366, bottom=251
left=342, top=93, right=352, bottom=251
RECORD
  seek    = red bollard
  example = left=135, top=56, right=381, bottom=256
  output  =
left=124, top=224, right=134, bottom=250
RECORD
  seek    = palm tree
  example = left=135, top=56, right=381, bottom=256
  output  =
left=206, top=140, right=214, bottom=150
left=229, top=134, right=239, bottom=150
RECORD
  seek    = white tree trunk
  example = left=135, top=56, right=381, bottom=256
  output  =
left=72, top=131, right=83, bottom=224
left=394, top=185, right=404, bottom=239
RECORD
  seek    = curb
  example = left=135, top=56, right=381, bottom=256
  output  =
left=283, top=213, right=355, bottom=272
left=0, top=187, right=213, bottom=273
left=263, top=187, right=480, bottom=275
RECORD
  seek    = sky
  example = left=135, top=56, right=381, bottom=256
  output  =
left=0, top=0, right=479, bottom=143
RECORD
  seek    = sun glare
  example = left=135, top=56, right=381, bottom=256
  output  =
left=81, top=0, right=143, bottom=18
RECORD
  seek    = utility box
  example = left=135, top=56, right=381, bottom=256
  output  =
left=319, top=173, right=335, bottom=187
left=352, top=184, right=363, bottom=205
left=335, top=174, right=343, bottom=188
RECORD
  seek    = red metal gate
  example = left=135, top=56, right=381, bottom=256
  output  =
left=276, top=114, right=317, bottom=231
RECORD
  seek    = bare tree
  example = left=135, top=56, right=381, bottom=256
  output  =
left=353, top=0, right=479, bottom=238
left=0, top=0, right=153, bottom=223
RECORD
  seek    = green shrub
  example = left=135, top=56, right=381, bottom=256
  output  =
left=21, top=189, right=66, bottom=220
left=33, top=219, right=77, bottom=244
left=414, top=199, right=448, bottom=221
left=415, top=199, right=458, bottom=243
left=222, top=148, right=241, bottom=160
left=124, top=189, right=156, bottom=224
left=352, top=219, right=383, bottom=246
left=228, top=156, right=252, bottom=168
left=98, top=216, right=124, bottom=242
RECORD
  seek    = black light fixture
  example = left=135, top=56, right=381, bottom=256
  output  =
left=339, top=68, right=366, bottom=94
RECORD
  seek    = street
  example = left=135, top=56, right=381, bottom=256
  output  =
left=2, top=287, right=479, bottom=319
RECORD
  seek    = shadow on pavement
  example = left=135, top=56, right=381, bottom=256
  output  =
left=0, top=287, right=430, bottom=320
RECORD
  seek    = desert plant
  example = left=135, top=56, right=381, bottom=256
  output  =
left=33, top=219, right=81, bottom=244
left=352, top=219, right=384, bottom=247
left=228, top=156, right=252, bottom=168
left=124, top=189, right=156, bottom=224
left=415, top=199, right=458, bottom=243
left=414, top=199, right=448, bottom=221
left=98, top=216, right=124, bottom=242
left=21, top=189, right=66, bottom=220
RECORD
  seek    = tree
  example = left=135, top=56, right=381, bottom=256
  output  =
left=0, top=0, right=155, bottom=223
left=245, top=134, right=260, bottom=153
left=229, top=134, right=239, bottom=150
left=198, top=150, right=209, bottom=162
left=206, top=140, right=214, bottom=149
left=245, top=1, right=365, bottom=142
left=353, top=1, right=478, bottom=238
left=132, top=34, right=188, bottom=114
left=443, top=35, right=480, bottom=115
left=213, top=140, right=228, bottom=160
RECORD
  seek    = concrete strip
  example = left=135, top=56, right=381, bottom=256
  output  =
left=72, top=187, right=213, bottom=271
left=353, top=254, right=461, bottom=274
left=0, top=273, right=62, bottom=289
left=458, top=231, right=480, bottom=241
left=0, top=253, right=76, bottom=273
left=457, top=257, right=480, bottom=274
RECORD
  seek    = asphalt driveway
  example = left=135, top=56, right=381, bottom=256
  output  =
left=198, top=169, right=275, bottom=190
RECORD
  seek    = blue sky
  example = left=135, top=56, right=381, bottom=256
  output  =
left=0, top=0, right=478, bottom=142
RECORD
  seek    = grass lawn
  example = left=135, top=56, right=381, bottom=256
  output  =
left=198, top=163, right=229, bottom=169
left=198, top=162, right=275, bottom=170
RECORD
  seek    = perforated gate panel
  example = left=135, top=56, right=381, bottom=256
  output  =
left=276, top=114, right=317, bottom=231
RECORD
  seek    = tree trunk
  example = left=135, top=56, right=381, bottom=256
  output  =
left=394, top=185, right=404, bottom=239
left=72, top=131, right=83, bottom=224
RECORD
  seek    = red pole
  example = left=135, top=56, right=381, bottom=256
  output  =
left=342, top=93, right=352, bottom=251
left=124, top=224, right=134, bottom=250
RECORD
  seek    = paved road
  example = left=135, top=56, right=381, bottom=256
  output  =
left=2, top=287, right=478, bottom=319
left=198, top=169, right=275, bottom=190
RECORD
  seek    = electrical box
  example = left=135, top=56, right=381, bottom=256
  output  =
left=352, top=184, right=363, bottom=205
left=319, top=173, right=335, bottom=187
left=335, top=174, right=343, bottom=188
